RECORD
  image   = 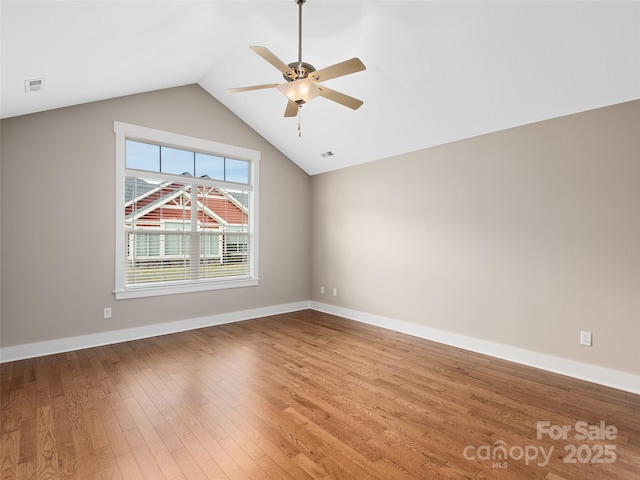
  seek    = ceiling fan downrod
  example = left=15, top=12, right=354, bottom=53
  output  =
left=286, top=0, right=315, bottom=82
left=297, top=0, right=305, bottom=63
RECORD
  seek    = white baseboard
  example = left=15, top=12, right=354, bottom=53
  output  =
left=310, top=301, right=640, bottom=395
left=3, top=300, right=638, bottom=395
left=0, top=301, right=311, bottom=363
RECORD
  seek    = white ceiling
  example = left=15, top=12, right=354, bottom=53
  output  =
left=2, top=1, right=639, bottom=175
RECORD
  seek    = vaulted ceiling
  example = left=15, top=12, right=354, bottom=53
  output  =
left=2, top=1, right=639, bottom=175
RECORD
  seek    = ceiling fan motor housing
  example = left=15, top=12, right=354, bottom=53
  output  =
left=285, top=61, right=316, bottom=82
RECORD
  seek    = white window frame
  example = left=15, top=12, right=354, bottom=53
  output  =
left=114, top=121, right=260, bottom=299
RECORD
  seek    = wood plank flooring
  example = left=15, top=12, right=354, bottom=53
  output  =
left=1, top=309, right=639, bottom=479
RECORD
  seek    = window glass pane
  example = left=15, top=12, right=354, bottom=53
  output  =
left=125, top=177, right=160, bottom=203
left=126, top=140, right=160, bottom=171
left=164, top=222, right=187, bottom=231
left=225, top=234, right=248, bottom=253
left=195, top=186, right=223, bottom=230
left=200, top=233, right=220, bottom=257
left=134, top=233, right=160, bottom=257
left=164, top=232, right=186, bottom=256
left=227, top=190, right=249, bottom=209
left=225, top=158, right=250, bottom=184
left=125, top=178, right=191, bottom=229
left=195, top=153, right=225, bottom=180
left=161, top=146, right=194, bottom=176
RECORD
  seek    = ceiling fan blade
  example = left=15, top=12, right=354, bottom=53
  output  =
left=310, top=58, right=366, bottom=83
left=250, top=46, right=296, bottom=78
left=317, top=85, right=364, bottom=110
left=226, top=83, right=279, bottom=93
left=284, top=100, right=299, bottom=117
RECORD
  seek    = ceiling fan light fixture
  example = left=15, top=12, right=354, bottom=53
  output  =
left=276, top=78, right=321, bottom=104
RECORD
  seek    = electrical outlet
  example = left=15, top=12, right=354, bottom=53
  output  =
left=332, top=288, right=337, bottom=297
left=580, top=331, right=592, bottom=346
left=320, top=286, right=325, bottom=294
left=104, top=307, right=112, bottom=319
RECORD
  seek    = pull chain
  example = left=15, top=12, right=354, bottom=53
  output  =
left=297, top=105, right=302, bottom=137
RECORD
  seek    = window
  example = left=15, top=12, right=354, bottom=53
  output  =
left=114, top=122, right=259, bottom=299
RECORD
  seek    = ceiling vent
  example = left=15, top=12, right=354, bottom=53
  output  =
left=25, top=78, right=44, bottom=93
left=320, top=151, right=335, bottom=158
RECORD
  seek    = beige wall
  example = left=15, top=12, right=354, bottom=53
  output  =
left=311, top=100, right=640, bottom=374
left=0, top=85, right=311, bottom=347
left=2, top=85, right=638, bottom=378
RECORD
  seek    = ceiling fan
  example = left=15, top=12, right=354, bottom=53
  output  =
left=226, top=0, right=366, bottom=119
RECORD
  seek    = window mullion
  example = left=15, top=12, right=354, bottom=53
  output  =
left=190, top=183, right=200, bottom=280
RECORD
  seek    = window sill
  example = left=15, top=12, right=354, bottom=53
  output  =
left=114, top=278, right=259, bottom=300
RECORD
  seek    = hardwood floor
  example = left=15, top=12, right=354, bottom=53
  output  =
left=1, top=310, right=639, bottom=479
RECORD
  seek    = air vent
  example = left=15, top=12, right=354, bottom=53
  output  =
left=25, top=78, right=44, bottom=93
left=320, top=151, right=335, bottom=158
